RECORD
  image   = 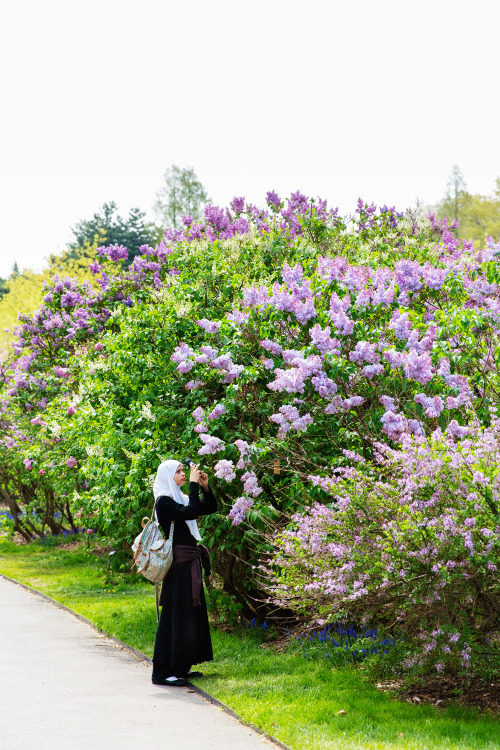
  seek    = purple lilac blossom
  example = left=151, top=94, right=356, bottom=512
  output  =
left=197, top=318, right=221, bottom=334
left=228, top=496, right=254, bottom=525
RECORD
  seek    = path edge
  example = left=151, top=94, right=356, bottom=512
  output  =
left=0, top=572, right=292, bottom=750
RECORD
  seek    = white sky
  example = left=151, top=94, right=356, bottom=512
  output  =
left=1, top=0, right=499, bottom=278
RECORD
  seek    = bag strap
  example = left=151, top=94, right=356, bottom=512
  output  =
left=154, top=519, right=174, bottom=623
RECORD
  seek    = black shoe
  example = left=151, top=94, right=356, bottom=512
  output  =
left=152, top=677, right=187, bottom=687
left=185, top=670, right=203, bottom=678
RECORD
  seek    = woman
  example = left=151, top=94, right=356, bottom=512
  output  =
left=151, top=459, right=217, bottom=686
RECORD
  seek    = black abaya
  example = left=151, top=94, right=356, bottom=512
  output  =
left=152, top=482, right=216, bottom=680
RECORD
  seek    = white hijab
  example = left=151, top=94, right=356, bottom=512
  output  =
left=153, top=459, right=201, bottom=541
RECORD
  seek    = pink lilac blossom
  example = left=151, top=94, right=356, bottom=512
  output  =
left=362, top=364, right=385, bottom=379
left=226, top=309, right=249, bottom=325
left=197, top=318, right=221, bottom=334
left=198, top=434, right=226, bottom=455
left=241, top=471, right=263, bottom=497
left=445, top=420, right=469, bottom=438
left=268, top=367, right=307, bottom=394
left=192, top=407, right=205, bottom=422
left=308, top=475, right=335, bottom=492
left=381, top=410, right=407, bottom=441
left=65, top=456, right=78, bottom=469
left=382, top=348, right=406, bottom=369
left=177, top=359, right=195, bottom=374
left=395, top=259, right=423, bottom=292
left=330, top=309, right=354, bottom=336
left=414, top=393, right=444, bottom=418
left=97, top=243, right=128, bottom=262
left=185, top=379, right=204, bottom=390
left=260, top=339, right=283, bottom=355
left=171, top=343, right=195, bottom=363
left=309, top=324, right=340, bottom=355
left=214, top=459, right=236, bottom=482
left=208, top=403, right=226, bottom=420
left=310, top=373, right=338, bottom=398
left=379, top=395, right=397, bottom=411
left=349, top=341, right=380, bottom=364
left=233, top=439, right=250, bottom=469
left=270, top=405, right=314, bottom=437
left=403, top=350, right=434, bottom=384
left=408, top=419, right=425, bottom=436
left=343, top=396, right=364, bottom=409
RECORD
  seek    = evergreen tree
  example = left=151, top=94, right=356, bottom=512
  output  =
left=68, top=202, right=159, bottom=263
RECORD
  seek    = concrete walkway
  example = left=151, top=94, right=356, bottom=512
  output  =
left=0, top=577, right=278, bottom=750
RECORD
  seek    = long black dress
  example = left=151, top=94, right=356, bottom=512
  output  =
left=152, top=481, right=217, bottom=680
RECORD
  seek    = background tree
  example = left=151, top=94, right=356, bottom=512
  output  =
left=433, top=167, right=500, bottom=245
left=68, top=202, right=159, bottom=262
left=0, top=276, right=8, bottom=301
left=446, top=164, right=467, bottom=222
left=153, top=165, right=210, bottom=229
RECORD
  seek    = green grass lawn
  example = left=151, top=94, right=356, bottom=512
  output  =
left=0, top=537, right=497, bottom=750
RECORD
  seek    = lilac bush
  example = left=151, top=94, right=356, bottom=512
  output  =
left=265, top=415, right=499, bottom=676
left=1, top=191, right=498, bottom=677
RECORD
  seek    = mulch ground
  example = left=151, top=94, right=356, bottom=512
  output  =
left=377, top=676, right=500, bottom=714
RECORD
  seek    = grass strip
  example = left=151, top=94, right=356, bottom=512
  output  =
left=0, top=538, right=498, bottom=750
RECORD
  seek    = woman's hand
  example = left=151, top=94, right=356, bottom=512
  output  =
left=199, top=469, right=209, bottom=491
left=189, top=462, right=201, bottom=483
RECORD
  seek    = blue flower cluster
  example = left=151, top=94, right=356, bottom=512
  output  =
left=292, top=623, right=398, bottom=664
left=243, top=618, right=400, bottom=665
